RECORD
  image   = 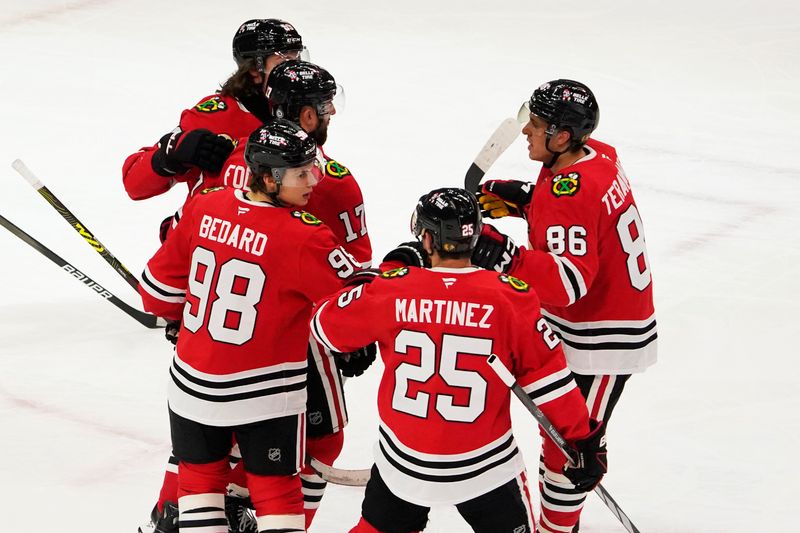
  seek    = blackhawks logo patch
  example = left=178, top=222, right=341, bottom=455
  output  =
left=551, top=172, right=580, bottom=197
left=498, top=274, right=529, bottom=292
left=291, top=210, right=322, bottom=226
left=195, top=97, right=227, bottom=113
left=381, top=267, right=409, bottom=279
left=199, top=186, right=225, bottom=195
left=325, top=160, right=351, bottom=178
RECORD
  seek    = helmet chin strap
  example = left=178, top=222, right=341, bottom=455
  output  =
left=268, top=169, right=286, bottom=207
left=543, top=132, right=564, bottom=169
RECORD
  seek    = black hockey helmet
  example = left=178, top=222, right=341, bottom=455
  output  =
left=412, top=188, right=482, bottom=254
left=232, top=19, right=304, bottom=68
left=266, top=60, right=337, bottom=122
left=528, top=79, right=599, bottom=149
left=244, top=119, right=317, bottom=179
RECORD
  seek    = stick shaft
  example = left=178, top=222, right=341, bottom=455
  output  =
left=12, top=159, right=141, bottom=291
left=486, top=354, right=641, bottom=533
left=0, top=213, right=164, bottom=329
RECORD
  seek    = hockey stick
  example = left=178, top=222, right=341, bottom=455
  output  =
left=0, top=212, right=166, bottom=329
left=12, top=159, right=141, bottom=292
left=308, top=456, right=370, bottom=487
left=486, top=354, right=641, bottom=533
left=464, top=117, right=521, bottom=192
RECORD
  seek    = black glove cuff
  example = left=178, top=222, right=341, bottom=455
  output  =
left=151, top=132, right=186, bottom=177
left=383, top=242, right=431, bottom=268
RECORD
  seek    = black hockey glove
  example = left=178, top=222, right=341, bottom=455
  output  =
left=563, top=419, right=607, bottom=492
left=334, top=343, right=377, bottom=378
left=471, top=224, right=520, bottom=273
left=382, top=241, right=431, bottom=268
left=476, top=179, right=534, bottom=219
left=344, top=268, right=381, bottom=287
left=151, top=129, right=235, bottom=176
left=165, top=320, right=180, bottom=346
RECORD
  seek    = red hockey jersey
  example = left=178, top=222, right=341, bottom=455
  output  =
left=183, top=144, right=372, bottom=267
left=139, top=188, right=358, bottom=426
left=310, top=266, right=590, bottom=506
left=511, top=138, right=657, bottom=374
left=122, top=93, right=262, bottom=201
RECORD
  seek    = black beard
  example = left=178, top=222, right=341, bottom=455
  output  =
left=311, top=123, right=328, bottom=146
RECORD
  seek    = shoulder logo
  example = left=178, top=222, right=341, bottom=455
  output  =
left=200, top=186, right=225, bottom=195
left=195, top=97, right=227, bottom=113
left=291, top=210, right=322, bottom=226
left=498, top=273, right=529, bottom=292
left=325, top=160, right=351, bottom=178
left=381, top=267, right=409, bottom=279
left=551, top=172, right=580, bottom=197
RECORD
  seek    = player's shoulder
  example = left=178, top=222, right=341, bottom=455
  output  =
left=469, top=270, right=542, bottom=308
left=190, top=93, right=236, bottom=114
left=545, top=139, right=618, bottom=201
left=180, top=93, right=243, bottom=129
left=319, top=152, right=355, bottom=181
left=282, top=209, right=335, bottom=240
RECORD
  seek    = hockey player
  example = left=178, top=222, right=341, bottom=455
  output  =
left=122, top=19, right=306, bottom=240
left=139, top=119, right=363, bottom=533
left=165, top=60, right=371, bottom=528
left=472, top=79, right=656, bottom=531
left=187, top=59, right=372, bottom=268
left=310, top=188, right=607, bottom=533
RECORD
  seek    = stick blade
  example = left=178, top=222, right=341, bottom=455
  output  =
left=464, top=118, right=520, bottom=191
left=308, top=457, right=371, bottom=486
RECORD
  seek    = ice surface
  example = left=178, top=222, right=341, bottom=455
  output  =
left=1, top=1, right=798, bottom=531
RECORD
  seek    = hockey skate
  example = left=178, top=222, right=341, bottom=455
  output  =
left=225, top=494, right=258, bottom=533
left=137, top=501, right=178, bottom=533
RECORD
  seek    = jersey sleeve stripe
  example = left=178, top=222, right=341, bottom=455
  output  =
left=310, top=301, right=345, bottom=353
left=549, top=253, right=577, bottom=305
left=548, top=253, right=587, bottom=304
left=521, top=368, right=577, bottom=406
left=141, top=267, right=186, bottom=303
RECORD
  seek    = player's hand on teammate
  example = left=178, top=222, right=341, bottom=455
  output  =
left=334, top=343, right=377, bottom=378
left=563, top=419, right=607, bottom=491
left=476, top=179, right=533, bottom=219
left=152, top=128, right=235, bottom=175
left=344, top=268, right=381, bottom=287
left=382, top=241, right=431, bottom=269
left=165, top=320, right=180, bottom=346
left=471, top=224, right=520, bottom=273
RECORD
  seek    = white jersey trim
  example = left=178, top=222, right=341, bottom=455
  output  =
left=548, top=253, right=587, bottom=305
left=542, top=310, right=657, bottom=374
left=375, top=421, right=525, bottom=506
left=521, top=367, right=577, bottom=406
left=168, top=352, right=307, bottom=426
left=141, top=265, right=186, bottom=304
left=310, top=300, right=344, bottom=353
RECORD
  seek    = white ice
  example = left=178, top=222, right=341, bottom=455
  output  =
left=1, top=1, right=798, bottom=532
